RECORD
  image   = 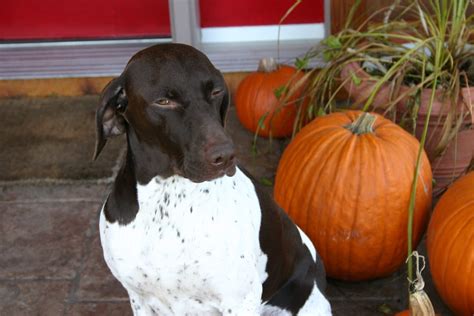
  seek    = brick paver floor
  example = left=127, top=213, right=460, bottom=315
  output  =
left=0, top=100, right=453, bottom=315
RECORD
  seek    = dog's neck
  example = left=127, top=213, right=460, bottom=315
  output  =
left=127, top=127, right=177, bottom=184
left=104, top=128, right=178, bottom=225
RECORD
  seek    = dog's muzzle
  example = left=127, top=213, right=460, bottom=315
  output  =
left=206, top=142, right=235, bottom=171
left=182, top=141, right=236, bottom=182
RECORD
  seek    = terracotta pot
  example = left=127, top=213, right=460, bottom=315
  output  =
left=414, top=88, right=474, bottom=193
left=340, top=62, right=410, bottom=110
left=341, top=62, right=474, bottom=193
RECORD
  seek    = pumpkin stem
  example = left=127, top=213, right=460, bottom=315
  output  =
left=345, top=112, right=376, bottom=135
left=258, top=57, right=278, bottom=72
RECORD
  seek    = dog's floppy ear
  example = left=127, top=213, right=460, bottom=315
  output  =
left=93, top=77, right=128, bottom=160
left=220, top=85, right=230, bottom=127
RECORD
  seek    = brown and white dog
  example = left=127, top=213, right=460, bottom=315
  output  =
left=94, top=43, right=331, bottom=316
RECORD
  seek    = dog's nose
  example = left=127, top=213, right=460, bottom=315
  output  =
left=206, top=143, right=235, bottom=168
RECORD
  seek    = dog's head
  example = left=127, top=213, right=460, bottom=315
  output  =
left=94, top=43, right=236, bottom=183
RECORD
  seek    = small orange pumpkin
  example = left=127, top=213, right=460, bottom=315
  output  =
left=274, top=111, right=432, bottom=281
left=427, top=172, right=474, bottom=316
left=235, top=58, right=305, bottom=137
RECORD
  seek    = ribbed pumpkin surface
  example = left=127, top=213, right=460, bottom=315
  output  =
left=235, top=64, right=304, bottom=138
left=427, top=172, right=474, bottom=316
left=274, top=111, right=433, bottom=281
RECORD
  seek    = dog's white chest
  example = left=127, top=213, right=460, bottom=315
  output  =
left=99, top=168, right=268, bottom=315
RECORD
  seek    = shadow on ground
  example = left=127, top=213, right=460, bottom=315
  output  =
left=0, top=96, right=452, bottom=315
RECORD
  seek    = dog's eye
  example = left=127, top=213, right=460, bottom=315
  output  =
left=152, top=98, right=178, bottom=109
left=156, top=98, right=170, bottom=105
left=211, top=88, right=223, bottom=97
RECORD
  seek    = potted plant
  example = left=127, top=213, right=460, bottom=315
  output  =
left=293, top=0, right=474, bottom=194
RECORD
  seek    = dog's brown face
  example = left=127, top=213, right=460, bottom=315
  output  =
left=94, top=43, right=236, bottom=183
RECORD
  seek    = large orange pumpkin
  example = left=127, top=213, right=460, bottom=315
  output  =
left=235, top=58, right=305, bottom=138
left=427, top=172, right=474, bottom=316
left=274, top=111, right=433, bottom=281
